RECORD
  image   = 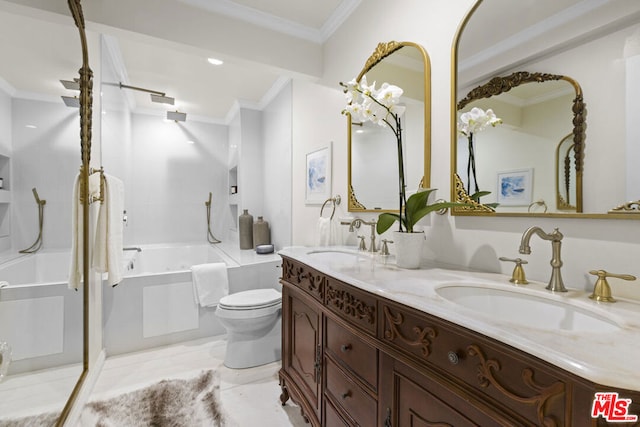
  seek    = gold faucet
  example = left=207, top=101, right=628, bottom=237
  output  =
left=518, top=226, right=567, bottom=292
left=341, top=218, right=378, bottom=252
left=499, top=257, right=529, bottom=284
left=588, top=270, right=636, bottom=302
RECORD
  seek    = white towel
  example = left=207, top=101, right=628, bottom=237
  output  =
left=68, top=174, right=82, bottom=290
left=316, top=217, right=341, bottom=246
left=92, top=174, right=125, bottom=287
left=191, top=263, right=229, bottom=307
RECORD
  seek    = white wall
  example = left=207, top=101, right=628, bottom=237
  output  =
left=11, top=99, right=80, bottom=251
left=294, top=0, right=640, bottom=301
left=102, top=113, right=229, bottom=245
left=262, top=81, right=293, bottom=250
left=291, top=80, right=348, bottom=247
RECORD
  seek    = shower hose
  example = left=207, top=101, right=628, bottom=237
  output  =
left=19, top=188, right=46, bottom=254
left=206, top=192, right=221, bottom=244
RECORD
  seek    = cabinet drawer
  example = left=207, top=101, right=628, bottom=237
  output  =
left=380, top=302, right=567, bottom=426
left=325, top=277, right=377, bottom=334
left=325, top=317, right=377, bottom=390
left=325, top=357, right=377, bottom=427
left=324, top=398, right=350, bottom=427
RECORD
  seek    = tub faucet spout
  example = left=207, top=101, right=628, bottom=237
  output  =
left=123, top=247, right=142, bottom=252
left=519, top=226, right=567, bottom=292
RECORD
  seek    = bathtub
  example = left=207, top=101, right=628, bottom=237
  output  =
left=103, top=242, right=282, bottom=356
left=0, top=250, right=82, bottom=375
left=0, top=243, right=282, bottom=371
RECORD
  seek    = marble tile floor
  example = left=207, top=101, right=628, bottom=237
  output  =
left=1, top=336, right=309, bottom=426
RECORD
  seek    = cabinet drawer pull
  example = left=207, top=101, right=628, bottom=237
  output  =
left=341, top=390, right=352, bottom=399
left=448, top=351, right=460, bottom=365
left=340, top=344, right=352, bottom=352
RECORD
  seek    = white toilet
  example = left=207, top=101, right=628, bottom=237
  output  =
left=215, top=288, right=282, bottom=369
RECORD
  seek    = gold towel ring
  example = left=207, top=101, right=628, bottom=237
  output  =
left=320, top=195, right=341, bottom=220
left=528, top=199, right=548, bottom=213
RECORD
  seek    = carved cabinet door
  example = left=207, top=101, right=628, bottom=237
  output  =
left=282, top=285, right=322, bottom=422
left=379, top=353, right=498, bottom=427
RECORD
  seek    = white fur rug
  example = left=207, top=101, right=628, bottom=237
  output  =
left=0, top=370, right=224, bottom=427
left=80, top=370, right=224, bottom=426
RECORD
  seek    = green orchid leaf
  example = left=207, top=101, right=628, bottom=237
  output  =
left=404, top=189, right=436, bottom=229
left=376, top=212, right=402, bottom=234
left=470, top=190, right=491, bottom=201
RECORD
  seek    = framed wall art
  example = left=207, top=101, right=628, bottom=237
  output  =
left=305, top=144, right=332, bottom=205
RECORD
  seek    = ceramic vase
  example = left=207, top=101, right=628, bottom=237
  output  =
left=253, top=216, right=271, bottom=248
left=393, top=231, right=425, bottom=269
left=239, top=209, right=254, bottom=249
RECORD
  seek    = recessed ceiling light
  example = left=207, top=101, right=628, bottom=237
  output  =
left=186, top=140, right=195, bottom=144
left=207, top=57, right=224, bottom=66
left=25, top=124, right=37, bottom=129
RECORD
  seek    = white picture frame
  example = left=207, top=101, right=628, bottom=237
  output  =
left=305, top=144, right=332, bottom=205
left=497, top=168, right=533, bottom=206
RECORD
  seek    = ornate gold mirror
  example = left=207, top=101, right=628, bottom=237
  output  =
left=453, top=71, right=585, bottom=215
left=348, top=41, right=431, bottom=212
left=452, top=0, right=640, bottom=218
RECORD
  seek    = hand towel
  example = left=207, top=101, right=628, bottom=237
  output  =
left=191, top=263, right=229, bottom=307
left=68, top=173, right=82, bottom=290
left=92, top=174, right=125, bottom=287
left=316, top=217, right=342, bottom=246
left=317, top=217, right=331, bottom=246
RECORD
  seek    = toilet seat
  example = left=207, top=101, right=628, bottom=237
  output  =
left=216, top=289, right=281, bottom=320
left=218, top=289, right=281, bottom=310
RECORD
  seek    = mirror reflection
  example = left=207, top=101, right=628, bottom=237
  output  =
left=454, top=0, right=640, bottom=217
left=455, top=72, right=584, bottom=214
left=348, top=41, right=430, bottom=212
left=0, top=8, right=83, bottom=421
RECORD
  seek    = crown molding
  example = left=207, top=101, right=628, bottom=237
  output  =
left=178, top=0, right=359, bottom=44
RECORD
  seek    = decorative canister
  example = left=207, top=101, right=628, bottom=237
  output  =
left=253, top=216, right=271, bottom=248
left=239, top=209, right=254, bottom=249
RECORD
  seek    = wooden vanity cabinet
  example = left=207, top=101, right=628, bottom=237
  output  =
left=278, top=256, right=640, bottom=427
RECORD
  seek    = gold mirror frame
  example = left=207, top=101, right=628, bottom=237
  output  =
left=347, top=41, right=431, bottom=212
left=452, top=71, right=585, bottom=215
left=450, top=1, right=640, bottom=220
left=55, top=1, right=92, bottom=425
left=556, top=133, right=577, bottom=211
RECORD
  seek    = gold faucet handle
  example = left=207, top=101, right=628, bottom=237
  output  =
left=499, top=257, right=529, bottom=285
left=588, top=270, right=637, bottom=303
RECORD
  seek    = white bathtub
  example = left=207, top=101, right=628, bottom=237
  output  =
left=0, top=243, right=282, bottom=370
left=0, top=250, right=82, bottom=375
left=103, top=242, right=282, bottom=356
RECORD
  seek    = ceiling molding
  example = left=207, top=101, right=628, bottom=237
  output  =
left=0, top=76, right=16, bottom=98
left=459, top=0, right=611, bottom=73
left=320, top=0, right=361, bottom=42
left=178, top=0, right=359, bottom=44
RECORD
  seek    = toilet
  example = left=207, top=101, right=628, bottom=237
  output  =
left=215, top=288, right=282, bottom=369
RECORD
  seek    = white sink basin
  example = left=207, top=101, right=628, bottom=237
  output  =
left=435, top=285, right=620, bottom=333
left=306, top=249, right=371, bottom=263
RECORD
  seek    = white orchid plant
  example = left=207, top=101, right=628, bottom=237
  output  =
left=341, top=77, right=463, bottom=233
left=457, top=107, right=502, bottom=199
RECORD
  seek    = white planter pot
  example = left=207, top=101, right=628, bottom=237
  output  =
left=393, top=231, right=425, bottom=269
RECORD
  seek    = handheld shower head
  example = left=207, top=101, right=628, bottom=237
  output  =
left=205, top=192, right=212, bottom=207
left=32, top=188, right=46, bottom=205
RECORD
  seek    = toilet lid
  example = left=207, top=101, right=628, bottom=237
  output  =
left=219, top=289, right=281, bottom=310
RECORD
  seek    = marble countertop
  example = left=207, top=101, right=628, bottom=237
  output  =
left=279, top=246, right=640, bottom=391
